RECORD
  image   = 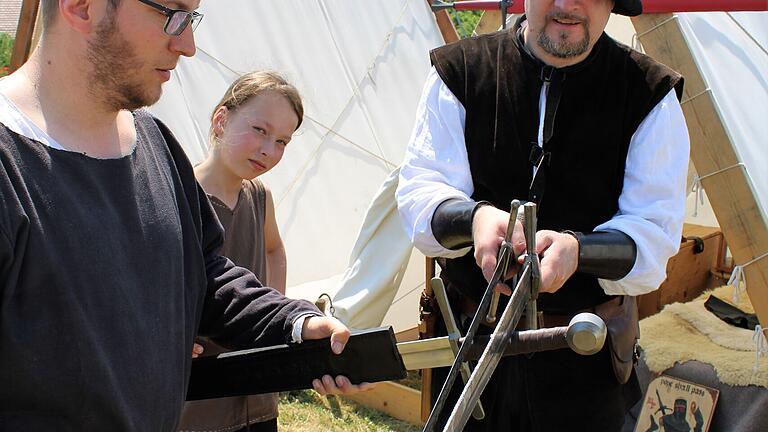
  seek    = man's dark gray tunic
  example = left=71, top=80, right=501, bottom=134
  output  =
left=0, top=110, right=317, bottom=431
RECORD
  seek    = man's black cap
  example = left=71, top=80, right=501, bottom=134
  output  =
left=613, top=0, right=643, bottom=16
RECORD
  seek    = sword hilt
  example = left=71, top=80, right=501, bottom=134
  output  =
left=486, top=200, right=522, bottom=324
left=522, top=202, right=540, bottom=330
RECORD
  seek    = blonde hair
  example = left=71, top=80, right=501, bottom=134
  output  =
left=209, top=71, right=304, bottom=143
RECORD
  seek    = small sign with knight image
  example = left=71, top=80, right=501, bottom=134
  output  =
left=634, top=375, right=719, bottom=432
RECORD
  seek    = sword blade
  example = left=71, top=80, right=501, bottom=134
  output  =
left=443, top=264, right=532, bottom=431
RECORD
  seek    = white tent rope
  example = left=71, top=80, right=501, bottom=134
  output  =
left=729, top=250, right=768, bottom=303
left=304, top=115, right=397, bottom=167
left=390, top=280, right=425, bottom=306
left=726, top=12, right=768, bottom=57
left=680, top=87, right=712, bottom=106
left=728, top=265, right=745, bottom=303
left=753, top=325, right=767, bottom=374
left=273, top=111, right=398, bottom=209
left=272, top=2, right=409, bottom=207
left=195, top=46, right=243, bottom=76
left=317, top=0, right=410, bottom=155
left=316, top=2, right=387, bottom=159
left=690, top=162, right=745, bottom=217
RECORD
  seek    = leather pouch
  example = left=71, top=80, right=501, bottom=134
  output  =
left=594, top=295, right=639, bottom=384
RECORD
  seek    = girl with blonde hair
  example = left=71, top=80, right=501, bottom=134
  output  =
left=181, top=71, right=303, bottom=432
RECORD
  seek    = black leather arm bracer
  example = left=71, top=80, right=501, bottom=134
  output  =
left=431, top=199, right=490, bottom=250
left=565, top=230, right=637, bottom=280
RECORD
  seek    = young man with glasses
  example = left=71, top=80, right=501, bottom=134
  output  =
left=0, top=1, right=368, bottom=430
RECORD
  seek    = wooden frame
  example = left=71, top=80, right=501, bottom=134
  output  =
left=631, top=14, right=768, bottom=327
left=427, top=0, right=460, bottom=44
left=10, top=0, right=40, bottom=72
left=343, top=381, right=422, bottom=425
left=638, top=224, right=725, bottom=319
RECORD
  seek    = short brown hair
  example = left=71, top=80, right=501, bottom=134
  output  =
left=41, top=0, right=121, bottom=31
left=210, top=71, right=304, bottom=142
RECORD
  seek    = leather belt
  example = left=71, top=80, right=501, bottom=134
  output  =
left=456, top=294, right=623, bottom=330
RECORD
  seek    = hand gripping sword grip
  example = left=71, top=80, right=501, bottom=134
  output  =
left=486, top=199, right=523, bottom=324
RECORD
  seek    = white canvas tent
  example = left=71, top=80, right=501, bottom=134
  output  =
left=149, top=2, right=767, bottom=336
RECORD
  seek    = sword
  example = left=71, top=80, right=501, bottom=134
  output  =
left=186, top=316, right=607, bottom=401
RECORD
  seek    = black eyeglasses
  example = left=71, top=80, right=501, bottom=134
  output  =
left=137, top=0, right=203, bottom=36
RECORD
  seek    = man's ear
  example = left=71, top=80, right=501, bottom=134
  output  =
left=212, top=106, right=229, bottom=138
left=59, top=0, right=104, bottom=34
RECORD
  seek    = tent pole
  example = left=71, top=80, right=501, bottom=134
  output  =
left=429, top=1, right=460, bottom=44
left=10, top=0, right=40, bottom=73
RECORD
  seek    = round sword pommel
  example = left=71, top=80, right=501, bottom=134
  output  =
left=566, top=313, right=607, bottom=355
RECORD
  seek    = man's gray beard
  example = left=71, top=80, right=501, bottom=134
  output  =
left=537, top=27, right=590, bottom=59
left=86, top=15, right=152, bottom=111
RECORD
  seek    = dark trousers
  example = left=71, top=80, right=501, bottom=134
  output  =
left=430, top=317, right=641, bottom=431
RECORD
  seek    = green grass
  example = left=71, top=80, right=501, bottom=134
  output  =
left=396, top=370, right=422, bottom=391
left=0, top=33, right=13, bottom=77
left=278, top=391, right=420, bottom=432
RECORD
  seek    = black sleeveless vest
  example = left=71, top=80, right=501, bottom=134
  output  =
left=430, top=21, right=683, bottom=313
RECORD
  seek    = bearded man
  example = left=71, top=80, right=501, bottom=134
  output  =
left=396, top=0, right=689, bottom=430
left=0, top=1, right=368, bottom=430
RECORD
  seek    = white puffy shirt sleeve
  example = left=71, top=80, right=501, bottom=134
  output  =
left=596, top=89, right=690, bottom=296
left=395, top=67, right=475, bottom=258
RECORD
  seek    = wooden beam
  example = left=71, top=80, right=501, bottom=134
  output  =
left=426, top=0, right=459, bottom=44
left=631, top=14, right=768, bottom=327
left=10, top=0, right=40, bottom=72
left=395, top=326, right=420, bottom=343
left=421, top=256, right=436, bottom=423
left=344, top=381, right=423, bottom=425
left=474, top=10, right=503, bottom=35
left=433, top=10, right=460, bottom=44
